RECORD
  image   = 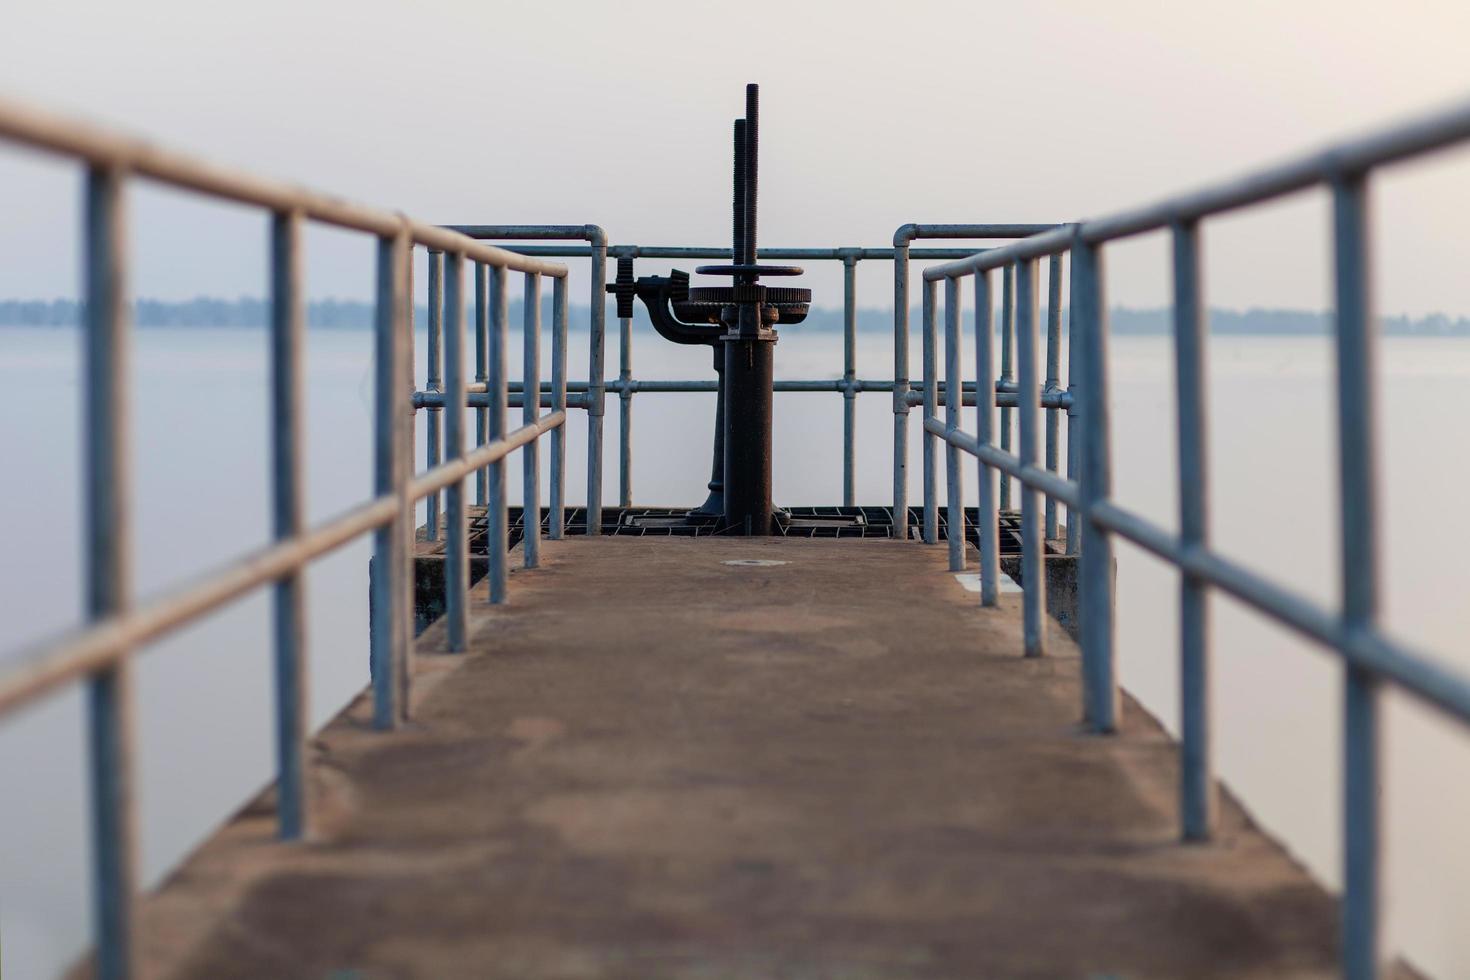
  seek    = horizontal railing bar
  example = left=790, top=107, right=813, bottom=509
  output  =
left=926, top=95, right=1470, bottom=281
left=923, top=416, right=1080, bottom=509
left=906, top=387, right=1071, bottom=409
left=445, top=224, right=603, bottom=243
left=924, top=228, right=1076, bottom=281
left=413, top=379, right=1071, bottom=409
left=0, top=495, right=398, bottom=714
left=1081, top=97, right=1470, bottom=243
left=1087, top=500, right=1470, bottom=724
left=407, top=411, right=565, bottom=503
left=413, top=391, right=589, bottom=411
left=0, top=97, right=568, bottom=279
left=896, top=223, right=1062, bottom=242
left=410, top=227, right=568, bottom=277
left=464, top=244, right=1000, bottom=261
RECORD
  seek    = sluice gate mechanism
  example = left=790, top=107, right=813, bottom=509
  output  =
left=608, top=84, right=810, bottom=534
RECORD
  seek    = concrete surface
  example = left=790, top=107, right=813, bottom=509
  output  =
left=116, top=537, right=1405, bottom=979
left=1001, top=546, right=1083, bottom=642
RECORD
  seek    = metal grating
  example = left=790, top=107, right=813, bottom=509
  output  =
left=485, top=506, right=1024, bottom=553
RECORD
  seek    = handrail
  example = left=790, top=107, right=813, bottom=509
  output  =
left=449, top=232, right=1061, bottom=509
left=0, top=96, right=566, bottom=278
left=918, top=92, right=1470, bottom=980
left=442, top=226, right=606, bottom=533
left=6, top=82, right=1469, bottom=980
left=0, top=494, right=399, bottom=713
left=0, top=95, right=570, bottom=980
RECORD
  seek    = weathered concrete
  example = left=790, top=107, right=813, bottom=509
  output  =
left=1001, top=544, right=1082, bottom=642
left=117, top=537, right=1409, bottom=980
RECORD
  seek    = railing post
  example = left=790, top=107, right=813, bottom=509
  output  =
left=399, top=241, right=416, bottom=717
left=619, top=310, right=634, bottom=507
left=425, top=249, right=443, bottom=539
left=587, top=238, right=607, bottom=534
left=1044, top=253, right=1063, bottom=541
left=944, top=275, right=965, bottom=572
left=474, top=261, right=489, bottom=507
left=1172, top=219, right=1214, bottom=840
left=974, top=270, right=999, bottom=606
left=487, top=265, right=510, bottom=603
left=523, top=272, right=542, bottom=567
left=892, top=242, right=911, bottom=539
left=443, top=250, right=468, bottom=652
left=842, top=254, right=858, bottom=507
left=1066, top=246, right=1080, bottom=555
left=84, top=163, right=138, bottom=980
left=1017, top=258, right=1045, bottom=657
left=1000, top=262, right=1015, bottom=511
left=269, top=209, right=309, bottom=840
left=549, top=275, right=568, bottom=539
left=921, top=277, right=939, bottom=544
left=1074, top=235, right=1118, bottom=731
left=1333, top=172, right=1381, bottom=980
left=371, top=232, right=410, bottom=729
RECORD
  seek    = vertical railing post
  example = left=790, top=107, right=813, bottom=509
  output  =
left=944, top=275, right=965, bottom=572
left=371, top=232, right=410, bottom=729
left=1173, top=220, right=1214, bottom=840
left=842, top=254, right=858, bottom=507
left=1044, top=253, right=1063, bottom=541
left=1000, top=262, right=1015, bottom=511
left=1333, top=173, right=1381, bottom=980
left=619, top=309, right=633, bottom=507
left=921, top=277, right=939, bottom=544
left=549, top=275, right=568, bottom=539
left=425, top=249, right=443, bottom=539
left=1017, top=258, right=1045, bottom=657
left=1074, top=234, right=1118, bottom=730
left=269, top=209, right=309, bottom=840
left=442, top=250, right=467, bottom=652
left=1066, top=245, right=1081, bottom=555
left=474, top=261, right=489, bottom=508
left=487, top=265, right=509, bottom=603
left=893, top=242, right=911, bottom=539
left=523, top=272, right=542, bottom=567
left=399, top=242, right=416, bottom=718
left=587, top=238, right=608, bottom=534
left=974, top=270, right=999, bottom=606
left=84, top=163, right=138, bottom=980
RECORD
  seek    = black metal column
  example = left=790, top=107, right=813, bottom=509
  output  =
left=723, top=328, right=775, bottom=535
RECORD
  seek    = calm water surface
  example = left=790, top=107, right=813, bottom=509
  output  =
left=1, top=326, right=1468, bottom=978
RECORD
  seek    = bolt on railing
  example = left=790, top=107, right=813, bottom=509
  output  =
left=920, top=94, right=1470, bottom=980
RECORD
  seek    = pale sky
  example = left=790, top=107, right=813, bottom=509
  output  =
left=1, top=0, right=1469, bottom=313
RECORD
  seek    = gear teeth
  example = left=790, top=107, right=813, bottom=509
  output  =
left=686, top=286, right=812, bottom=306
left=605, top=255, right=637, bottom=319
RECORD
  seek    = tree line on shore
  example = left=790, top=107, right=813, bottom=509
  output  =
left=4, top=297, right=1469, bottom=336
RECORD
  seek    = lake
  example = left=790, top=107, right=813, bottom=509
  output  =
left=1, top=325, right=1468, bottom=978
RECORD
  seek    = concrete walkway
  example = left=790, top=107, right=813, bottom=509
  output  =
left=128, top=537, right=1391, bottom=979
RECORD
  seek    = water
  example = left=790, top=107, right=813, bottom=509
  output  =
left=1, top=325, right=1468, bottom=978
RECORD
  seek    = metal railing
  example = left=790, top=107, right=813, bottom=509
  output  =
left=426, top=227, right=1060, bottom=521
left=920, top=97, right=1470, bottom=980
left=6, top=81, right=1470, bottom=980
left=0, top=96, right=569, bottom=979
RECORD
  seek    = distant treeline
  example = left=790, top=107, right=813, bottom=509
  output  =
left=4, top=297, right=1470, bottom=336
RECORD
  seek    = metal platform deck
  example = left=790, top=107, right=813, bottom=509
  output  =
left=117, top=537, right=1394, bottom=980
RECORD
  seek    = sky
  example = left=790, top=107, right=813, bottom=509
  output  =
left=1, top=0, right=1469, bottom=313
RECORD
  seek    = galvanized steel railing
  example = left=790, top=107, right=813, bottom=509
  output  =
left=7, top=82, right=1470, bottom=980
left=428, top=226, right=1060, bottom=522
left=0, top=96, right=570, bottom=979
left=919, top=97, right=1470, bottom=980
